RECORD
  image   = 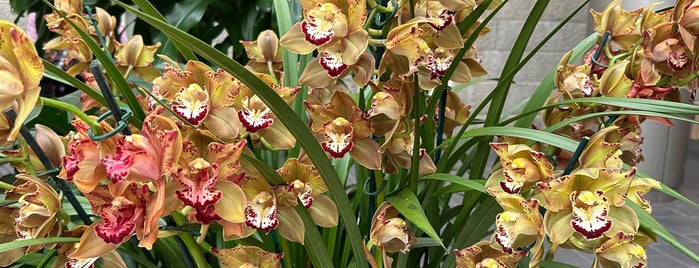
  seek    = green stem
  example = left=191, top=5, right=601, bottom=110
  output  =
left=40, top=97, right=101, bottom=135
left=409, top=74, right=421, bottom=193
left=0, top=181, right=14, bottom=191
left=267, top=61, right=279, bottom=85
left=170, top=212, right=211, bottom=268
left=364, top=8, right=379, bottom=30
left=197, top=224, right=209, bottom=244
left=0, top=157, right=25, bottom=165
left=17, top=138, right=36, bottom=176
left=544, top=243, right=558, bottom=261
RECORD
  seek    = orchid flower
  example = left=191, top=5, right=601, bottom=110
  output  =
left=0, top=21, right=44, bottom=143
left=486, top=143, right=554, bottom=195
left=590, top=0, right=642, bottom=51
left=280, top=0, right=372, bottom=87
left=172, top=140, right=247, bottom=225
left=114, top=35, right=161, bottom=81
left=535, top=167, right=638, bottom=245
left=305, top=91, right=380, bottom=169
left=152, top=60, right=245, bottom=140
left=454, top=241, right=525, bottom=268
left=215, top=245, right=282, bottom=268
left=370, top=202, right=416, bottom=254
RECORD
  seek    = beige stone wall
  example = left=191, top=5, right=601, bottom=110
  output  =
left=0, top=0, right=27, bottom=28
left=457, top=1, right=591, bottom=118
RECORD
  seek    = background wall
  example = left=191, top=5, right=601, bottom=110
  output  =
left=456, top=1, right=591, bottom=118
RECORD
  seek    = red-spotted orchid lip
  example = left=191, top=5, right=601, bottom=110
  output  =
left=428, top=10, right=454, bottom=30
left=570, top=190, right=612, bottom=240
left=174, top=159, right=223, bottom=224
left=66, top=257, right=99, bottom=268
left=238, top=107, right=274, bottom=133
left=668, top=47, right=689, bottom=71
left=171, top=83, right=210, bottom=126
left=320, top=117, right=354, bottom=158
left=94, top=195, right=139, bottom=244
left=290, top=180, right=314, bottom=208
left=319, top=50, right=348, bottom=77
left=244, top=191, right=279, bottom=233
left=301, top=17, right=335, bottom=46
left=426, top=54, right=452, bottom=80
left=494, top=210, right=523, bottom=254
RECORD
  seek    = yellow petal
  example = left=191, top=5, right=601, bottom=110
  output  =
left=277, top=207, right=305, bottom=244
left=280, top=23, right=317, bottom=55
left=69, top=224, right=119, bottom=259
left=308, top=194, right=338, bottom=227
left=214, top=180, right=247, bottom=223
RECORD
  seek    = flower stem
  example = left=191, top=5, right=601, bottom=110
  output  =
left=169, top=212, right=211, bottom=268
left=40, top=97, right=102, bottom=135
left=197, top=224, right=209, bottom=244
left=544, top=243, right=558, bottom=261
left=0, top=181, right=14, bottom=191
left=409, top=74, right=421, bottom=193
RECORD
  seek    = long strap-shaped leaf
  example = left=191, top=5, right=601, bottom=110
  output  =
left=470, top=0, right=550, bottom=178
left=514, top=33, right=597, bottom=128
left=0, top=237, right=80, bottom=253
left=113, top=2, right=368, bottom=266
left=131, top=0, right=198, bottom=61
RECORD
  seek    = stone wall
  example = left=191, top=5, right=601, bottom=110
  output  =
left=457, top=1, right=591, bottom=119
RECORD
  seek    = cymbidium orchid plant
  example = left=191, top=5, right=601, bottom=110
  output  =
left=1, top=0, right=699, bottom=267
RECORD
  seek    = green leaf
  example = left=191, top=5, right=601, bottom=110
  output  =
left=628, top=201, right=699, bottom=263
left=0, top=237, right=80, bottom=253
left=536, top=111, right=699, bottom=133
left=114, top=3, right=368, bottom=266
left=440, top=126, right=578, bottom=152
left=42, top=0, right=145, bottom=125
left=411, top=237, right=443, bottom=249
left=515, top=33, right=597, bottom=128
left=385, top=189, right=446, bottom=250
left=153, top=0, right=211, bottom=59
left=419, top=173, right=487, bottom=194
left=131, top=0, right=197, bottom=61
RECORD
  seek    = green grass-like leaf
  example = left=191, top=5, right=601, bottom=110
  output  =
left=113, top=2, right=368, bottom=266
left=386, top=189, right=447, bottom=250
left=419, top=173, right=487, bottom=194
left=0, top=237, right=80, bottom=253
left=514, top=33, right=597, bottom=128
left=131, top=0, right=198, bottom=61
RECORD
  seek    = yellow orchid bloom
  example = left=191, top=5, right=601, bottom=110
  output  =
left=114, top=35, right=161, bottom=81
left=595, top=232, right=649, bottom=268
left=215, top=245, right=282, bottom=268
left=486, top=143, right=554, bottom=195
left=590, top=0, right=642, bottom=51
left=370, top=202, right=417, bottom=254
left=454, top=241, right=525, bottom=268
left=0, top=21, right=44, bottom=143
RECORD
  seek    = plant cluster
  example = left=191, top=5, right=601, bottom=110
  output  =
left=0, top=0, right=698, bottom=267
